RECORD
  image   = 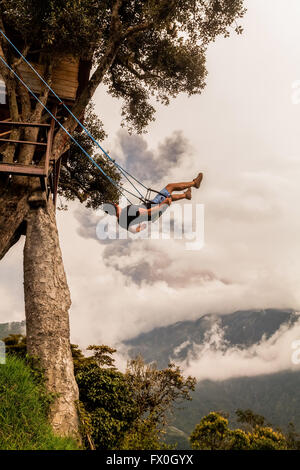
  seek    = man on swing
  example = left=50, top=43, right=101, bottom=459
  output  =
left=110, top=172, right=203, bottom=233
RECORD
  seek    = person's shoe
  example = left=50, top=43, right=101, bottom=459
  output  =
left=185, top=188, right=192, bottom=200
left=193, top=172, right=203, bottom=189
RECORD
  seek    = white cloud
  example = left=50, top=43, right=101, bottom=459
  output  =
left=0, top=240, right=25, bottom=323
left=174, top=315, right=300, bottom=381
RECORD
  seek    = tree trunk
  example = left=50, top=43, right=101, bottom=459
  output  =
left=0, top=184, right=29, bottom=260
left=23, top=197, right=80, bottom=438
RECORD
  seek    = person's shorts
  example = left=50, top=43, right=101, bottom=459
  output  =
left=149, top=187, right=171, bottom=223
left=151, top=187, right=171, bottom=205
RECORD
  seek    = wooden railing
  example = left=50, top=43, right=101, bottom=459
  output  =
left=0, top=117, right=57, bottom=196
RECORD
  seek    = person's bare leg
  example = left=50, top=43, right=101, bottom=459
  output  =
left=165, top=173, right=203, bottom=194
left=171, top=188, right=191, bottom=201
left=165, top=181, right=194, bottom=193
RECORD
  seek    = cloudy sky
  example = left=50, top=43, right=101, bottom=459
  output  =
left=1, top=0, right=300, bottom=378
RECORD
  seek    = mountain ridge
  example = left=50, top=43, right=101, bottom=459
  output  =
left=124, top=308, right=298, bottom=367
left=124, top=308, right=300, bottom=446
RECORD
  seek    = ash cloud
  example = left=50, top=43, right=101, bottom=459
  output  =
left=75, top=208, right=101, bottom=240
left=74, top=129, right=192, bottom=244
left=100, top=238, right=229, bottom=288
left=117, top=129, right=189, bottom=182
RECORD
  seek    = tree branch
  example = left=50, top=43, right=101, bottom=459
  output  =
left=59, top=180, right=88, bottom=203
left=123, top=21, right=153, bottom=39
left=16, top=79, right=31, bottom=120
left=12, top=44, right=30, bottom=69
left=117, top=56, right=161, bottom=81
left=32, top=62, right=53, bottom=121
left=52, top=2, right=125, bottom=161
left=111, top=0, right=123, bottom=34
left=0, top=15, right=9, bottom=63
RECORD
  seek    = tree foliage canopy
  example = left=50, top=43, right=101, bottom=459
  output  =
left=0, top=1, right=245, bottom=207
left=58, top=104, right=122, bottom=207
left=190, top=411, right=291, bottom=450
left=73, top=345, right=195, bottom=450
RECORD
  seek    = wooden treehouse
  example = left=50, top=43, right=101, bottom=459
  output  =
left=0, top=52, right=91, bottom=206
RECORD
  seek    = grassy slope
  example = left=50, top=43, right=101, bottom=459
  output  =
left=0, top=355, right=79, bottom=450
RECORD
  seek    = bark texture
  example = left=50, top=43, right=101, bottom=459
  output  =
left=0, top=185, right=29, bottom=260
left=24, top=198, right=80, bottom=437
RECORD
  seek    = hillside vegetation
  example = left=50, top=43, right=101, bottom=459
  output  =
left=0, top=355, right=79, bottom=450
left=1, top=314, right=300, bottom=450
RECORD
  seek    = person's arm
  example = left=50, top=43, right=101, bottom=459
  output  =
left=139, top=197, right=172, bottom=216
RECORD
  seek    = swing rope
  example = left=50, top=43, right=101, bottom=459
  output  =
left=0, top=29, right=161, bottom=205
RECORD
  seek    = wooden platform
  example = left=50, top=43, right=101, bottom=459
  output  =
left=1, top=121, right=50, bottom=128
left=0, top=162, right=47, bottom=176
left=0, top=117, right=57, bottom=195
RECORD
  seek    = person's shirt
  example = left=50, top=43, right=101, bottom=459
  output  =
left=118, top=202, right=168, bottom=231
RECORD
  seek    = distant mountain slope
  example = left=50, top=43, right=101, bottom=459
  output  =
left=125, top=309, right=297, bottom=367
left=124, top=309, right=300, bottom=447
left=0, top=320, right=25, bottom=340
left=165, top=368, right=300, bottom=449
left=174, top=369, right=300, bottom=432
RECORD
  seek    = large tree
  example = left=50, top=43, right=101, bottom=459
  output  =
left=0, top=0, right=245, bottom=437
